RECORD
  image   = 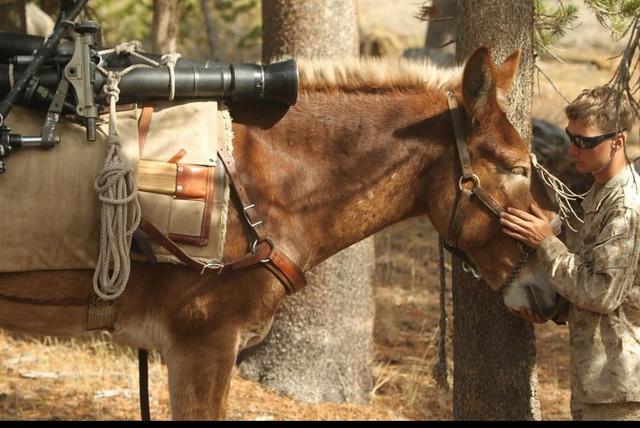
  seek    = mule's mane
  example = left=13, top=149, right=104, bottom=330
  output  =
left=296, top=57, right=463, bottom=94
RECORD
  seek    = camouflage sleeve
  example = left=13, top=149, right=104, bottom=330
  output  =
left=537, top=207, right=640, bottom=314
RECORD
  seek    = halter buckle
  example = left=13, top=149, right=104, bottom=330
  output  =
left=251, top=238, right=274, bottom=263
left=458, top=174, right=480, bottom=191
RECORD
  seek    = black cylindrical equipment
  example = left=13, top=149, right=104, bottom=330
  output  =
left=0, top=32, right=44, bottom=58
left=0, top=59, right=299, bottom=106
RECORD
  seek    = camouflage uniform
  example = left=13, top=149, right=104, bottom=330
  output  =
left=538, top=165, right=640, bottom=420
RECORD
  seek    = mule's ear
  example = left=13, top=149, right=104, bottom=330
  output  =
left=496, top=49, right=521, bottom=92
left=462, top=46, right=496, bottom=116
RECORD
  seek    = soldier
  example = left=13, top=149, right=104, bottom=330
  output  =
left=500, top=85, right=640, bottom=421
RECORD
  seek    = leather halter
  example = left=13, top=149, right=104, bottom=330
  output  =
left=444, top=91, right=532, bottom=293
left=138, top=145, right=306, bottom=295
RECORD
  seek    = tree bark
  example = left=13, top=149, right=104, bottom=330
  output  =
left=200, top=0, right=216, bottom=57
left=237, top=0, right=374, bottom=404
left=1, top=0, right=26, bottom=33
left=452, top=0, right=540, bottom=420
left=425, top=0, right=456, bottom=50
left=423, top=0, right=456, bottom=66
left=261, top=0, right=359, bottom=63
left=152, top=0, right=179, bottom=53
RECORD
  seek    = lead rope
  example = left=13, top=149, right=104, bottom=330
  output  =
left=531, top=153, right=587, bottom=232
left=433, top=236, right=449, bottom=390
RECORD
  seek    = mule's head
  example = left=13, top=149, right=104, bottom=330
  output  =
left=426, top=47, right=559, bottom=314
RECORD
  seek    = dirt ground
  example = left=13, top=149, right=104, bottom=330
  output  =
left=0, top=2, right=633, bottom=422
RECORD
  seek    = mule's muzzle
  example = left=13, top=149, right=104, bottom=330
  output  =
left=523, top=282, right=564, bottom=319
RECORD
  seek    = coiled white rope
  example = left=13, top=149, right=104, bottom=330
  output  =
left=92, top=72, right=141, bottom=301
left=91, top=41, right=181, bottom=300
left=531, top=153, right=588, bottom=232
left=98, top=41, right=181, bottom=101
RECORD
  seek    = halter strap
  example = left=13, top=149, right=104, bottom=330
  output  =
left=444, top=91, right=531, bottom=292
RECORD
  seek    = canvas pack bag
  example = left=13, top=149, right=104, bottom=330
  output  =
left=0, top=100, right=231, bottom=273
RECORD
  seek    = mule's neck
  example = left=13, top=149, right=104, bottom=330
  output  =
left=237, top=90, right=453, bottom=269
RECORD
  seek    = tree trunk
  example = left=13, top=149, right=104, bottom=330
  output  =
left=261, top=0, right=359, bottom=63
left=452, top=0, right=540, bottom=420
left=424, top=0, right=456, bottom=66
left=1, top=0, right=26, bottom=33
left=152, top=0, right=179, bottom=53
left=200, top=0, right=216, bottom=57
left=237, top=0, right=374, bottom=404
left=425, top=0, right=456, bottom=48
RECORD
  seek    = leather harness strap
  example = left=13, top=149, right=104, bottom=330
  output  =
left=445, top=91, right=510, bottom=247
left=216, top=146, right=269, bottom=242
left=137, top=105, right=154, bottom=156
left=444, top=91, right=532, bottom=292
left=138, top=146, right=306, bottom=295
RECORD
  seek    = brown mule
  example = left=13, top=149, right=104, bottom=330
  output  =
left=0, top=47, right=558, bottom=419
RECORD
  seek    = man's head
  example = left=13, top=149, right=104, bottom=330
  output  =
left=564, top=86, right=635, bottom=180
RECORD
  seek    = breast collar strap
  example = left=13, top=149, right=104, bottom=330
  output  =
left=138, top=146, right=306, bottom=295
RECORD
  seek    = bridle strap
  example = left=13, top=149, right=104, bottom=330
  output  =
left=472, top=186, right=504, bottom=216
left=447, top=92, right=474, bottom=178
left=446, top=187, right=471, bottom=248
left=444, top=90, right=531, bottom=292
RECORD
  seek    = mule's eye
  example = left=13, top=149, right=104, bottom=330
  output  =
left=510, top=166, right=529, bottom=177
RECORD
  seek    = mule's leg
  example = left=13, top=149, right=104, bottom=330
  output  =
left=164, top=329, right=240, bottom=420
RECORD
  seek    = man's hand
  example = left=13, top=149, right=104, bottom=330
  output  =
left=499, top=203, right=554, bottom=249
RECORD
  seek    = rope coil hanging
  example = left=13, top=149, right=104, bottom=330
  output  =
left=92, top=42, right=182, bottom=301
left=92, top=71, right=141, bottom=300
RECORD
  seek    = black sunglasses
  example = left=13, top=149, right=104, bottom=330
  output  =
left=565, top=128, right=624, bottom=149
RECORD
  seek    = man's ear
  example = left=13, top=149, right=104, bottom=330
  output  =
left=496, top=49, right=521, bottom=93
left=613, top=132, right=626, bottom=149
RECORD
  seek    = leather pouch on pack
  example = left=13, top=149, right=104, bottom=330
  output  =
left=135, top=100, right=230, bottom=266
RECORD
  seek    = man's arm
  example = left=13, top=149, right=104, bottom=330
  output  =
left=537, top=207, right=640, bottom=314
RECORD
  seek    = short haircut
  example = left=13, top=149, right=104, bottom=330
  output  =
left=565, top=86, right=635, bottom=133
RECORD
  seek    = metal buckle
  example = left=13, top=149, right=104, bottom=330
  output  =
left=458, top=174, right=480, bottom=191
left=201, top=262, right=225, bottom=275
left=251, top=239, right=273, bottom=263
left=243, top=204, right=264, bottom=228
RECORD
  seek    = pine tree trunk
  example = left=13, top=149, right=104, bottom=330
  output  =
left=423, top=0, right=456, bottom=66
left=452, top=0, right=540, bottom=420
left=152, top=0, right=179, bottom=53
left=237, top=0, right=375, bottom=404
left=1, top=0, right=26, bottom=33
left=425, top=0, right=456, bottom=49
left=200, top=0, right=216, bottom=57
